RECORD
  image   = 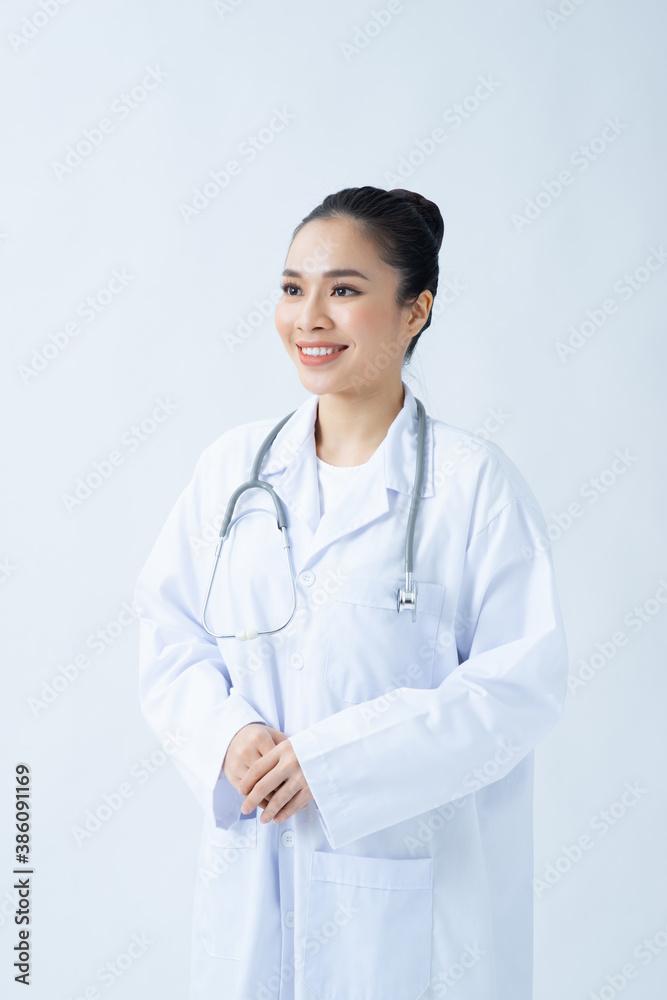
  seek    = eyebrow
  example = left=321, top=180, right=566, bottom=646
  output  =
left=282, top=268, right=370, bottom=280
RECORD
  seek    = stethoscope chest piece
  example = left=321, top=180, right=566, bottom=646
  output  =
left=397, top=577, right=418, bottom=621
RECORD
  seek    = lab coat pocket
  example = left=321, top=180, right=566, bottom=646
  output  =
left=303, top=850, right=433, bottom=1000
left=325, top=576, right=445, bottom=704
left=196, top=814, right=258, bottom=961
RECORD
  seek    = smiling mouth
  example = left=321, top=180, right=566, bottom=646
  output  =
left=298, top=345, right=348, bottom=357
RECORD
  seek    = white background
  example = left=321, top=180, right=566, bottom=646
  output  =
left=1, top=1, right=666, bottom=998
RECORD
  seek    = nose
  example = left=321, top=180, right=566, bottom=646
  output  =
left=294, top=291, right=332, bottom=333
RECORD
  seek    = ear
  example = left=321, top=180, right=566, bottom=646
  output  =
left=406, top=290, right=433, bottom=335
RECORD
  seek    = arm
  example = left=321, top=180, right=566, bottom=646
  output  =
left=288, top=498, right=569, bottom=849
left=134, top=450, right=267, bottom=830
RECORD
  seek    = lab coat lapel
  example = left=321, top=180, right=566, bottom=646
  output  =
left=262, top=393, right=321, bottom=535
left=308, top=443, right=388, bottom=556
left=262, top=382, right=434, bottom=567
left=312, top=382, right=435, bottom=556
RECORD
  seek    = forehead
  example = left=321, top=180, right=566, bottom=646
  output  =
left=285, top=217, right=387, bottom=277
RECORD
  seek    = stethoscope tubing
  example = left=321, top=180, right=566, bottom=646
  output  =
left=200, top=397, right=426, bottom=639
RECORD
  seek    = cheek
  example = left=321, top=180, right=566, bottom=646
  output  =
left=274, top=303, right=292, bottom=337
left=347, top=302, right=396, bottom=345
left=337, top=301, right=372, bottom=336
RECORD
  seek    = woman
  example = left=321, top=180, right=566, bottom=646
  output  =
left=135, top=185, right=569, bottom=1000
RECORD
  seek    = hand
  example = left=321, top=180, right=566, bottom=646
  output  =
left=238, top=736, right=314, bottom=824
left=222, top=723, right=289, bottom=810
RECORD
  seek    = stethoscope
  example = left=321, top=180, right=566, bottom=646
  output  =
left=200, top=397, right=426, bottom=641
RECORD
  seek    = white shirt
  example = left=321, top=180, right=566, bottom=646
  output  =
left=316, top=455, right=365, bottom=516
left=134, top=380, right=568, bottom=1000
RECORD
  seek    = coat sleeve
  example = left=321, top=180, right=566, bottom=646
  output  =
left=133, top=447, right=268, bottom=831
left=288, top=497, right=569, bottom=850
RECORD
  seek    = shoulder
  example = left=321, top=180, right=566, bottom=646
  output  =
left=193, top=413, right=284, bottom=477
left=428, top=413, right=545, bottom=535
left=166, top=414, right=285, bottom=540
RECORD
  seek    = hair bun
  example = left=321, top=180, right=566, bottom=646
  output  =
left=389, top=188, right=444, bottom=250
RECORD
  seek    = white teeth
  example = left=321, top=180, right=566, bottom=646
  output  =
left=300, top=346, right=345, bottom=356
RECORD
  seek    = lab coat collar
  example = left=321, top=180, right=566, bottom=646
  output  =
left=260, top=381, right=434, bottom=543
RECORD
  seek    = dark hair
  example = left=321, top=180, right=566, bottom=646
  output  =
left=289, top=185, right=444, bottom=365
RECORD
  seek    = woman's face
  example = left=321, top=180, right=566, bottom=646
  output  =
left=275, top=216, right=429, bottom=399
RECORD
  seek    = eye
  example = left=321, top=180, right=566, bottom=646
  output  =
left=280, top=282, right=359, bottom=297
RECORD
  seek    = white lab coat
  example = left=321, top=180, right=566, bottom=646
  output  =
left=134, top=381, right=568, bottom=1000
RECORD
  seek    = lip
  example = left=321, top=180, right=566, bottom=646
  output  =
left=296, top=342, right=349, bottom=368
left=296, top=340, right=348, bottom=349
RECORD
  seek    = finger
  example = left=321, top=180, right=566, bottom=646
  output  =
left=238, top=745, right=281, bottom=797
left=258, top=779, right=300, bottom=823
left=254, top=725, right=280, bottom=754
left=225, top=730, right=275, bottom=786
left=271, top=789, right=310, bottom=823
left=248, top=792, right=273, bottom=810
left=230, top=754, right=273, bottom=790
left=264, top=726, right=288, bottom=744
left=243, top=743, right=304, bottom=807
left=242, top=769, right=288, bottom=815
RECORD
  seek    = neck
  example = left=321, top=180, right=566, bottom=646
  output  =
left=314, top=380, right=406, bottom=466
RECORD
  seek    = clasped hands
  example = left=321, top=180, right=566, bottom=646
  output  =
left=222, top=722, right=314, bottom=824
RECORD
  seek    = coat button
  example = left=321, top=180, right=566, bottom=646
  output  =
left=290, top=652, right=304, bottom=670
left=298, top=571, right=315, bottom=587
left=281, top=829, right=295, bottom=847
left=284, top=910, right=295, bottom=928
